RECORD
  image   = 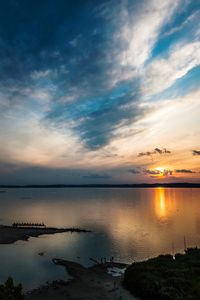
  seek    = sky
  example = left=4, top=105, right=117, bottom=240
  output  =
left=0, top=0, right=200, bottom=185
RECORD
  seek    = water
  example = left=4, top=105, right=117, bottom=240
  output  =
left=0, top=187, right=199, bottom=290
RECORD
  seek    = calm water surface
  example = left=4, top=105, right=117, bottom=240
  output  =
left=0, top=188, right=199, bottom=290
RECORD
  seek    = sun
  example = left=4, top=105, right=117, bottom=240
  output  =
left=156, top=167, right=164, bottom=173
left=155, top=167, right=169, bottom=178
left=154, top=167, right=173, bottom=178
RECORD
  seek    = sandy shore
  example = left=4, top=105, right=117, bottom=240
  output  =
left=0, top=226, right=91, bottom=244
left=26, top=259, right=137, bottom=300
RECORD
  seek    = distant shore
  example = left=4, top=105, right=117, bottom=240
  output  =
left=0, top=226, right=91, bottom=244
left=0, top=182, right=200, bottom=188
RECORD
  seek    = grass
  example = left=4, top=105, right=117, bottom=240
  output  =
left=123, top=248, right=200, bottom=300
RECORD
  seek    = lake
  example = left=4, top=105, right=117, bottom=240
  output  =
left=0, top=187, right=199, bottom=290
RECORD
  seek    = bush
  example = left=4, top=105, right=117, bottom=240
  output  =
left=124, top=248, right=200, bottom=300
left=0, top=277, right=24, bottom=300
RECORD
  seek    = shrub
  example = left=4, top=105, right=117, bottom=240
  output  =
left=124, top=248, right=200, bottom=300
left=0, top=277, right=24, bottom=300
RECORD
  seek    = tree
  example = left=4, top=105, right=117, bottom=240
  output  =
left=0, top=277, right=24, bottom=300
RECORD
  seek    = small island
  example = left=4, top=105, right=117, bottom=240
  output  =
left=0, top=224, right=91, bottom=244
left=124, top=247, right=200, bottom=300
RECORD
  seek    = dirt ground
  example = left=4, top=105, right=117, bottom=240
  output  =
left=26, top=259, right=138, bottom=300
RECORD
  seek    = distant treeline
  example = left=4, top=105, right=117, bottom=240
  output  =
left=0, top=183, right=200, bottom=188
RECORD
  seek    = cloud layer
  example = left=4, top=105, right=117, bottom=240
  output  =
left=0, top=0, right=199, bottom=183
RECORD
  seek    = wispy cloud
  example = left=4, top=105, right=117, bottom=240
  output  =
left=143, top=41, right=200, bottom=96
left=163, top=10, right=200, bottom=38
left=31, top=70, right=51, bottom=80
left=117, top=0, right=181, bottom=70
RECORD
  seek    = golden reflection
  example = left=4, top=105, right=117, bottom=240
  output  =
left=154, top=188, right=176, bottom=220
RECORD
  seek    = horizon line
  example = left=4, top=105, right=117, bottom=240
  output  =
left=1, top=182, right=200, bottom=188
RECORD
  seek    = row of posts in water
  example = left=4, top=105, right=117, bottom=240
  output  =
left=12, top=222, right=46, bottom=228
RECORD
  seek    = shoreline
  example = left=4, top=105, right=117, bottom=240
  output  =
left=26, top=259, right=136, bottom=300
left=0, top=226, right=91, bottom=244
left=25, top=248, right=200, bottom=300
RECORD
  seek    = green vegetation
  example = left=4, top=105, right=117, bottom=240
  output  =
left=0, top=277, right=24, bottom=300
left=124, top=248, right=200, bottom=300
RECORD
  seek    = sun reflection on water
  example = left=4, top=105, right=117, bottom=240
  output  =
left=154, top=188, right=176, bottom=220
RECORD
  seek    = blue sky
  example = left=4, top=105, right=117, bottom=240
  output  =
left=0, top=0, right=200, bottom=184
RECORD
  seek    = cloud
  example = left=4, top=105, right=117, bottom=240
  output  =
left=163, top=169, right=173, bottom=176
left=47, top=83, right=149, bottom=150
left=138, top=151, right=154, bottom=157
left=0, top=162, right=19, bottom=174
left=193, top=150, right=200, bottom=156
left=163, top=148, right=171, bottom=154
left=163, top=10, right=200, bottom=38
left=0, top=0, right=199, bottom=185
left=128, top=168, right=140, bottom=174
left=144, top=169, right=161, bottom=175
left=175, top=169, right=196, bottom=173
left=0, top=0, right=189, bottom=152
left=154, top=148, right=162, bottom=154
left=82, top=173, right=111, bottom=179
left=0, top=164, right=114, bottom=185
left=154, top=148, right=171, bottom=154
left=31, top=70, right=51, bottom=80
left=117, top=0, right=181, bottom=71
left=138, top=147, right=171, bottom=157
left=143, top=168, right=173, bottom=176
left=143, top=40, right=200, bottom=96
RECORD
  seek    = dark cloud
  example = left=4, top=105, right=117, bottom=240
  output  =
left=138, top=148, right=171, bottom=157
left=138, top=151, right=153, bottom=157
left=144, top=169, right=161, bottom=175
left=143, top=169, right=173, bottom=176
left=163, top=148, right=171, bottom=154
left=0, top=0, right=147, bottom=150
left=163, top=169, right=173, bottom=176
left=0, top=164, right=113, bottom=185
left=154, top=148, right=162, bottom=154
left=82, top=172, right=111, bottom=179
left=74, top=89, right=145, bottom=149
left=0, top=162, right=19, bottom=173
left=0, top=0, right=156, bottom=150
left=175, top=169, right=196, bottom=173
left=46, top=81, right=149, bottom=149
left=128, top=168, right=140, bottom=174
left=193, top=150, right=200, bottom=156
left=1, top=0, right=147, bottom=150
left=154, top=147, right=171, bottom=154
